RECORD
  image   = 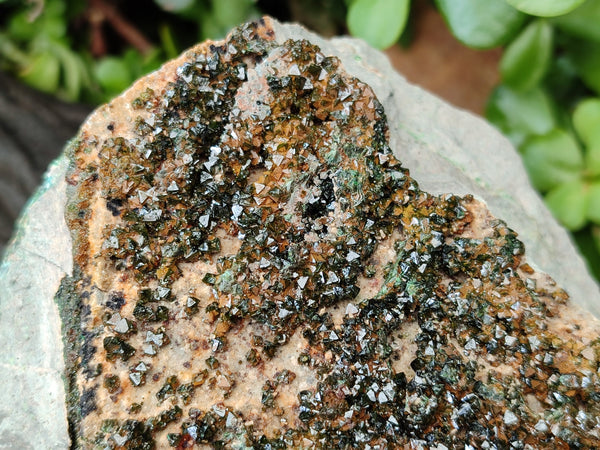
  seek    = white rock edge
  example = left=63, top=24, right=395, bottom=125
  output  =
left=0, top=154, right=72, bottom=448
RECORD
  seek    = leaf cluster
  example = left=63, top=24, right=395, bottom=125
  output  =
left=0, top=0, right=258, bottom=103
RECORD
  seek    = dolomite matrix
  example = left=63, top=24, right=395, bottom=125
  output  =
left=14, top=17, right=600, bottom=449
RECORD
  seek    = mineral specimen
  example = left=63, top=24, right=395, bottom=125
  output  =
left=56, top=17, right=600, bottom=449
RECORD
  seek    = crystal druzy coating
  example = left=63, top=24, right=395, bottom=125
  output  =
left=61, top=18, right=600, bottom=449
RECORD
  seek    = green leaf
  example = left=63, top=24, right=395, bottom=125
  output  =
left=435, top=0, right=525, bottom=49
left=200, top=13, right=226, bottom=41
left=568, top=39, right=600, bottom=94
left=122, top=48, right=163, bottom=80
left=522, top=129, right=583, bottom=191
left=588, top=181, right=600, bottom=223
left=122, top=48, right=143, bottom=73
left=347, top=0, right=410, bottom=49
left=506, top=0, right=586, bottom=17
left=0, top=32, right=29, bottom=66
left=500, top=19, right=553, bottom=91
left=8, top=10, right=42, bottom=42
left=552, top=0, right=600, bottom=42
left=485, top=85, right=556, bottom=147
left=8, top=1, right=67, bottom=42
left=199, top=0, right=258, bottom=40
left=140, top=49, right=163, bottom=75
left=52, top=43, right=85, bottom=101
left=39, top=14, right=67, bottom=41
left=94, top=57, right=132, bottom=97
left=545, top=179, right=589, bottom=230
left=573, top=98, right=600, bottom=146
left=154, top=0, right=195, bottom=12
left=159, top=24, right=179, bottom=60
left=213, top=0, right=257, bottom=28
left=19, top=51, right=60, bottom=94
left=586, top=145, right=600, bottom=176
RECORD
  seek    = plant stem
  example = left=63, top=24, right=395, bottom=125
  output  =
left=88, top=0, right=154, bottom=56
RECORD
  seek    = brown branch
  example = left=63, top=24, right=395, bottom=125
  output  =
left=88, top=6, right=107, bottom=58
left=88, top=0, right=154, bottom=56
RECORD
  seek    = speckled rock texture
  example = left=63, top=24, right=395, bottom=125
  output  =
left=2, top=17, right=600, bottom=449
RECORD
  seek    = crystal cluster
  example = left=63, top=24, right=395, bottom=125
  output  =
left=60, top=18, right=600, bottom=449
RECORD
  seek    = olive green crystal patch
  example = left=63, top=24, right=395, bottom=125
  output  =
left=63, top=18, right=600, bottom=449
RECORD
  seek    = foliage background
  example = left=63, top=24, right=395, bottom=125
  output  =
left=1, top=0, right=600, bottom=282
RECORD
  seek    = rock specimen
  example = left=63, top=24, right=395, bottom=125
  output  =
left=2, top=17, right=600, bottom=449
left=54, top=18, right=600, bottom=448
